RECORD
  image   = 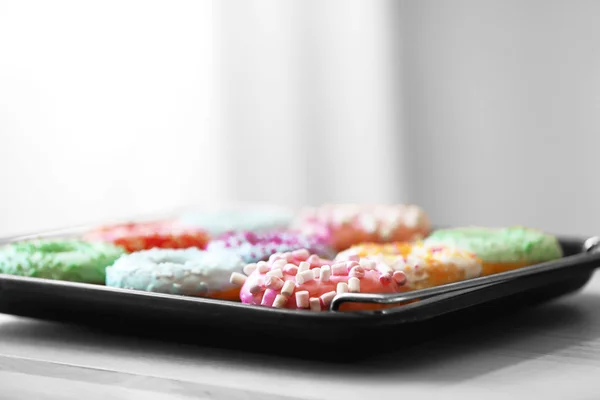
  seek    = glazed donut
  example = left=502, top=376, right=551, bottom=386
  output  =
left=292, top=204, right=431, bottom=252
left=105, top=248, right=246, bottom=300
left=335, top=242, right=483, bottom=291
left=177, top=206, right=294, bottom=235
left=423, top=226, right=563, bottom=276
left=83, top=220, right=209, bottom=253
left=207, top=230, right=335, bottom=263
left=0, top=239, right=125, bottom=284
left=229, top=249, right=406, bottom=312
left=335, top=242, right=413, bottom=260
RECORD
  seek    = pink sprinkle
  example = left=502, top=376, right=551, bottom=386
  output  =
left=349, top=266, right=366, bottom=279
left=379, top=274, right=392, bottom=285
left=292, top=249, right=310, bottom=260
left=271, top=259, right=287, bottom=270
left=284, top=264, right=299, bottom=275
left=307, top=254, right=321, bottom=265
left=320, top=291, right=336, bottom=307
left=264, top=275, right=284, bottom=290
left=393, top=271, right=407, bottom=285
left=345, top=261, right=359, bottom=272
left=249, top=282, right=263, bottom=295
left=261, top=289, right=278, bottom=306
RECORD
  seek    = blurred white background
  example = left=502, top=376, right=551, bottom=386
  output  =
left=1, top=0, right=599, bottom=237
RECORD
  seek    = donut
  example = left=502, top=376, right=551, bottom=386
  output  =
left=292, top=204, right=431, bottom=252
left=229, top=249, right=404, bottom=312
left=229, top=246, right=481, bottom=312
left=0, top=239, right=125, bottom=284
left=335, top=242, right=414, bottom=260
left=105, top=248, right=246, bottom=300
left=207, top=230, right=335, bottom=263
left=83, top=220, right=209, bottom=253
left=177, top=206, right=294, bottom=235
left=423, top=226, right=563, bottom=276
left=335, top=242, right=483, bottom=291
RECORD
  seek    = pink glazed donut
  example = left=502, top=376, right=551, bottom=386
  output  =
left=291, top=204, right=431, bottom=252
left=229, top=249, right=407, bottom=312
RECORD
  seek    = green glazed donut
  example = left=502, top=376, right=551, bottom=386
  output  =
left=0, top=239, right=126, bottom=284
left=423, top=226, right=563, bottom=275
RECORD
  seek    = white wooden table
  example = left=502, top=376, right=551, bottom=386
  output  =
left=2, top=273, right=600, bottom=400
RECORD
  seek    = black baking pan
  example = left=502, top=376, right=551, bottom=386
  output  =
left=0, top=230, right=598, bottom=362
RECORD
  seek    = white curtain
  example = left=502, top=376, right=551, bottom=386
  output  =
left=218, top=0, right=600, bottom=237
left=216, top=0, right=405, bottom=207
left=1, top=0, right=599, bottom=238
left=0, top=0, right=218, bottom=236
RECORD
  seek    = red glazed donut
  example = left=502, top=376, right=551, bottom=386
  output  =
left=229, top=249, right=406, bottom=312
left=83, top=220, right=210, bottom=253
left=291, top=204, right=431, bottom=252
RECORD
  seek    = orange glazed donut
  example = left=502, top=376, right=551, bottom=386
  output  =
left=291, top=204, right=431, bottom=252
left=83, top=220, right=209, bottom=253
left=335, top=242, right=483, bottom=291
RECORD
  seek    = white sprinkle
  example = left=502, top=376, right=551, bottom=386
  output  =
left=331, top=263, right=348, bottom=276
left=229, top=272, right=247, bottom=286
left=264, top=275, right=284, bottom=290
left=320, top=291, right=336, bottom=307
left=296, top=269, right=315, bottom=284
left=273, top=294, right=288, bottom=308
left=359, top=259, right=376, bottom=269
left=349, top=266, right=365, bottom=279
left=313, top=267, right=321, bottom=279
left=336, top=282, right=349, bottom=294
left=271, top=259, right=287, bottom=270
left=266, top=269, right=284, bottom=278
left=348, top=277, right=361, bottom=293
left=320, top=265, right=331, bottom=282
left=309, top=297, right=321, bottom=312
left=298, top=261, right=311, bottom=272
left=296, top=291, right=310, bottom=308
left=243, top=263, right=257, bottom=275
left=281, top=280, right=296, bottom=296
left=376, top=263, right=394, bottom=275
left=257, top=261, right=270, bottom=273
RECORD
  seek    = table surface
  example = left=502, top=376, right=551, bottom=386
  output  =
left=2, top=274, right=600, bottom=400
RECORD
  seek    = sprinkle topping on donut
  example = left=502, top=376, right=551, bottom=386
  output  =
left=207, top=230, right=334, bottom=263
left=232, top=249, right=405, bottom=311
left=336, top=243, right=483, bottom=290
left=292, top=204, right=431, bottom=251
left=84, top=220, right=209, bottom=252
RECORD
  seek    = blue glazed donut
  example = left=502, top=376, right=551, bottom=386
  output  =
left=105, top=248, right=246, bottom=300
